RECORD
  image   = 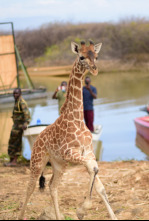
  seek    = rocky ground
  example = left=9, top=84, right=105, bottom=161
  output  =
left=0, top=161, right=149, bottom=220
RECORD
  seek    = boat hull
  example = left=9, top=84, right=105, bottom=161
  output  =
left=134, top=116, right=149, bottom=142
left=136, top=133, right=149, bottom=157
left=0, top=88, right=47, bottom=104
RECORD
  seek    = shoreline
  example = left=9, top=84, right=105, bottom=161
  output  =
left=19, top=60, right=149, bottom=78
left=99, top=60, right=149, bottom=73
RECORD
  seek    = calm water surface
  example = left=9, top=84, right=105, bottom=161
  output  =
left=0, top=71, right=149, bottom=161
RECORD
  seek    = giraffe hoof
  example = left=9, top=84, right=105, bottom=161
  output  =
left=112, top=215, right=118, bottom=220
left=18, top=216, right=23, bottom=220
left=83, top=199, right=92, bottom=210
left=76, top=207, right=85, bottom=220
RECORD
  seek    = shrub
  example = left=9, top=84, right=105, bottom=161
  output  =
left=14, top=19, right=149, bottom=66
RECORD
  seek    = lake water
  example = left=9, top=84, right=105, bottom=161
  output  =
left=0, top=71, right=149, bottom=161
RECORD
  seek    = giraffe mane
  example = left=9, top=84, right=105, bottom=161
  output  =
left=60, top=80, right=71, bottom=114
left=60, top=55, right=86, bottom=115
left=60, top=59, right=80, bottom=114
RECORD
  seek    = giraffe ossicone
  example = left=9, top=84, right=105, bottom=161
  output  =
left=19, top=41, right=117, bottom=220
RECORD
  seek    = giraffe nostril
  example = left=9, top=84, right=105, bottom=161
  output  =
left=92, top=66, right=97, bottom=70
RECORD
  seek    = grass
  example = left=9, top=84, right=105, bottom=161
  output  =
left=0, top=154, right=9, bottom=163
left=112, top=157, right=136, bottom=162
left=65, top=216, right=74, bottom=220
left=0, top=154, right=30, bottom=165
left=30, top=217, right=36, bottom=220
left=0, top=200, right=20, bottom=212
left=17, top=156, right=30, bottom=165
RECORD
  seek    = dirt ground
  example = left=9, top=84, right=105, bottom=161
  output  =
left=0, top=161, right=149, bottom=220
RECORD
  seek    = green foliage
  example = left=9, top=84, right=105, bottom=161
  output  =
left=0, top=153, right=9, bottom=159
left=30, top=217, right=36, bottom=220
left=0, top=154, right=29, bottom=164
left=65, top=216, right=74, bottom=220
left=0, top=153, right=9, bottom=162
left=17, top=155, right=30, bottom=164
left=45, top=45, right=60, bottom=56
left=1, top=200, right=19, bottom=211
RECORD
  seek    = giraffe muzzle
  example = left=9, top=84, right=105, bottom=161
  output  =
left=90, top=66, right=98, bottom=76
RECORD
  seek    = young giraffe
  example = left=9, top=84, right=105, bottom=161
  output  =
left=19, top=41, right=117, bottom=220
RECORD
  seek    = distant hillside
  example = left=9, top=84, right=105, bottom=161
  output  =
left=15, top=19, right=149, bottom=67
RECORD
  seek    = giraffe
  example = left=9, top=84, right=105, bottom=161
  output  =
left=19, top=41, right=117, bottom=220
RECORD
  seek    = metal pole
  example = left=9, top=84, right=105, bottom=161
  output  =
left=15, top=45, right=34, bottom=90
left=11, top=22, right=20, bottom=88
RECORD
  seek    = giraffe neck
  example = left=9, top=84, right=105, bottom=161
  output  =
left=61, top=59, right=86, bottom=121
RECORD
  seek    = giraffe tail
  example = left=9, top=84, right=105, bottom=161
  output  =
left=39, top=173, right=46, bottom=191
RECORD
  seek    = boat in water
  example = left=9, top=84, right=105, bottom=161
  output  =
left=0, top=88, right=47, bottom=105
left=134, top=116, right=149, bottom=142
left=135, top=133, right=149, bottom=158
left=140, top=105, right=149, bottom=114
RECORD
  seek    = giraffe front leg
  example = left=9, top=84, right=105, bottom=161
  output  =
left=76, top=159, right=99, bottom=220
left=49, top=161, right=66, bottom=220
left=95, top=176, right=117, bottom=220
left=76, top=159, right=117, bottom=220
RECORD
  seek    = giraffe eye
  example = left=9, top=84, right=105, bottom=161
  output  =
left=80, top=56, right=85, bottom=60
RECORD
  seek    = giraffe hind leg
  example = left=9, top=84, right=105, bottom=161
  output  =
left=19, top=173, right=39, bottom=220
left=49, top=160, right=66, bottom=220
left=19, top=156, right=49, bottom=220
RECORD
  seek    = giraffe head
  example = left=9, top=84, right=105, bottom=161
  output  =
left=71, top=40, right=102, bottom=76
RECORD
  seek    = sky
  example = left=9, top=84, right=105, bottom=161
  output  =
left=0, top=0, right=149, bottom=30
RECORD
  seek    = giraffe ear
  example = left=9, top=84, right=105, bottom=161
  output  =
left=94, top=43, right=102, bottom=54
left=71, top=42, right=80, bottom=54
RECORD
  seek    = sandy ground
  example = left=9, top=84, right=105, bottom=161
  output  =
left=0, top=161, right=149, bottom=220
